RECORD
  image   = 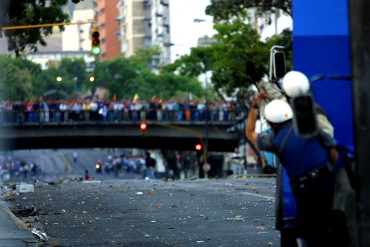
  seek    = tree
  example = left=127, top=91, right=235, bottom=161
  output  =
left=212, top=19, right=269, bottom=95
left=205, top=0, right=292, bottom=22
left=93, top=56, right=142, bottom=99
left=264, top=29, right=293, bottom=71
left=164, top=46, right=215, bottom=77
left=40, top=65, right=75, bottom=99
left=165, top=7, right=292, bottom=100
left=165, top=18, right=271, bottom=99
left=0, top=55, right=37, bottom=100
left=145, top=72, right=203, bottom=100
left=92, top=48, right=205, bottom=101
left=59, top=58, right=87, bottom=91
left=0, top=0, right=70, bottom=57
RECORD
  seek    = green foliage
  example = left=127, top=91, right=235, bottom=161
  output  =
left=59, top=58, right=87, bottom=90
left=93, top=56, right=143, bottom=98
left=212, top=19, right=269, bottom=94
left=38, top=66, right=75, bottom=99
left=71, top=48, right=205, bottom=101
left=206, top=0, right=292, bottom=22
left=265, top=29, right=293, bottom=71
left=165, top=18, right=272, bottom=99
left=0, top=55, right=85, bottom=100
left=0, top=56, right=35, bottom=100
left=131, top=47, right=162, bottom=67
left=1, top=0, right=70, bottom=57
left=163, top=46, right=215, bottom=76
left=151, top=73, right=203, bottom=100
left=0, top=51, right=205, bottom=101
left=166, top=3, right=293, bottom=100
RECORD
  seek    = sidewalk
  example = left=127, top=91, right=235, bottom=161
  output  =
left=0, top=201, right=38, bottom=247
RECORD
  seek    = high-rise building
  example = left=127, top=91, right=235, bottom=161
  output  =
left=95, top=0, right=121, bottom=60
left=63, top=9, right=95, bottom=52
left=117, top=0, right=214, bottom=67
left=117, top=0, right=145, bottom=57
left=117, top=0, right=171, bottom=63
left=255, top=8, right=293, bottom=41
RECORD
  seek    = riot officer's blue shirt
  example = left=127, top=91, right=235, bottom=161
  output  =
left=257, top=123, right=334, bottom=178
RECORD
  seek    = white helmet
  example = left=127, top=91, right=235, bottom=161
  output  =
left=264, top=100, right=293, bottom=123
left=282, top=71, right=310, bottom=97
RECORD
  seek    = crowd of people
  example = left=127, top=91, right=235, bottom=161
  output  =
left=0, top=98, right=248, bottom=124
left=91, top=150, right=199, bottom=181
left=0, top=158, right=42, bottom=180
left=96, top=153, right=154, bottom=179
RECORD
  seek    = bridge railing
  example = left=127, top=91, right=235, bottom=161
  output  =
left=0, top=108, right=246, bottom=125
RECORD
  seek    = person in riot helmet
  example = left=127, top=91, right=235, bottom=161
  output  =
left=246, top=98, right=348, bottom=247
left=247, top=63, right=334, bottom=138
left=282, top=71, right=334, bottom=137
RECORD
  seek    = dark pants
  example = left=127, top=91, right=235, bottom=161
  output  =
left=291, top=172, right=349, bottom=247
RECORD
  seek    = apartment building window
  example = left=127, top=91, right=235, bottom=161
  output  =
left=144, top=37, right=151, bottom=48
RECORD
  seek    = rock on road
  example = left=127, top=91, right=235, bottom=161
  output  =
left=7, top=177, right=280, bottom=247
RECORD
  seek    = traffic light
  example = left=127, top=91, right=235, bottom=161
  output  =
left=89, top=75, right=95, bottom=83
left=140, top=122, right=147, bottom=136
left=195, top=144, right=202, bottom=151
left=91, top=31, right=101, bottom=56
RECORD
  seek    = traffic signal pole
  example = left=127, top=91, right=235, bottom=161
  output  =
left=0, top=21, right=96, bottom=31
left=150, top=121, right=208, bottom=165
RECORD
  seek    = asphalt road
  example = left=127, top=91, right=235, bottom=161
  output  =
left=6, top=177, right=280, bottom=247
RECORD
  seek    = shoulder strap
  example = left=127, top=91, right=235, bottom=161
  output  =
left=278, top=126, right=293, bottom=156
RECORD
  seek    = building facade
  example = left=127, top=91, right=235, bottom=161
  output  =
left=95, top=0, right=121, bottom=60
left=117, top=0, right=171, bottom=63
left=63, top=9, right=95, bottom=52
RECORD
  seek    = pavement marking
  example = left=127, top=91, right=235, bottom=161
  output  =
left=240, top=191, right=275, bottom=200
left=60, top=154, right=72, bottom=172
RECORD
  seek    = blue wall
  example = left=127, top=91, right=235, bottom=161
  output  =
left=293, top=0, right=354, bottom=148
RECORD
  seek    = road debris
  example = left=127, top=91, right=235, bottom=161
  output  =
left=31, top=228, right=48, bottom=242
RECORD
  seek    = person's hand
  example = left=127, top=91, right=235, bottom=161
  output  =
left=329, top=147, right=339, bottom=165
left=252, top=92, right=269, bottom=108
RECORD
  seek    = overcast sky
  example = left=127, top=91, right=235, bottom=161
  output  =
left=169, top=0, right=216, bottom=62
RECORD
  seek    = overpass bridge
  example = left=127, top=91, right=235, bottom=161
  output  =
left=0, top=120, right=240, bottom=152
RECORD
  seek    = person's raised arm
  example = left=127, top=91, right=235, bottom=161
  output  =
left=246, top=92, right=268, bottom=145
left=246, top=104, right=258, bottom=145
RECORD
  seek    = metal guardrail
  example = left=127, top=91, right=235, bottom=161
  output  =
left=0, top=109, right=240, bottom=125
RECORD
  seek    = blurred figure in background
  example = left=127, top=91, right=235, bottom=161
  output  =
left=145, top=152, right=156, bottom=180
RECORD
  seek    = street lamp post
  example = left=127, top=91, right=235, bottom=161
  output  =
left=165, top=37, right=211, bottom=175
left=204, top=72, right=209, bottom=167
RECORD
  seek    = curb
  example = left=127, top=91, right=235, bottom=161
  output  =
left=0, top=200, right=29, bottom=229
